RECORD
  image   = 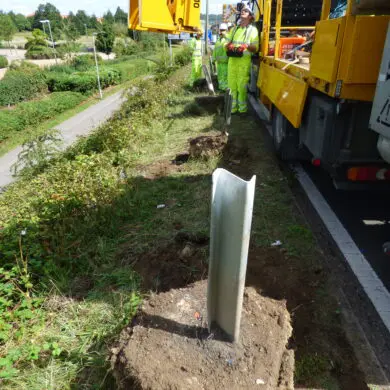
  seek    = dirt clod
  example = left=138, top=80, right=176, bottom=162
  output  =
left=189, top=133, right=228, bottom=159
left=111, top=280, right=294, bottom=390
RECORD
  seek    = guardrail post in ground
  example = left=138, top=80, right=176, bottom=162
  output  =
left=207, top=168, right=256, bottom=342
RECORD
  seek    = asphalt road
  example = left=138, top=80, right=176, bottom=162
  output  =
left=0, top=90, right=125, bottom=190
left=304, top=163, right=390, bottom=292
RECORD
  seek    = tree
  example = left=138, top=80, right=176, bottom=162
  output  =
left=114, top=7, right=127, bottom=24
left=60, top=20, right=81, bottom=60
left=73, top=10, right=89, bottom=35
left=103, top=10, right=114, bottom=24
left=12, top=13, right=31, bottom=31
left=95, top=22, right=115, bottom=54
left=62, top=19, right=80, bottom=41
left=89, top=14, right=99, bottom=30
left=0, top=14, right=17, bottom=48
left=112, top=22, right=128, bottom=37
left=32, top=3, right=62, bottom=39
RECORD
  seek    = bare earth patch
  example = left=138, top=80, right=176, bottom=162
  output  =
left=111, top=280, right=294, bottom=390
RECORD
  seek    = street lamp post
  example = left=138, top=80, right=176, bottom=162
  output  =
left=92, top=33, right=103, bottom=99
left=205, top=0, right=209, bottom=55
left=40, top=19, right=57, bottom=64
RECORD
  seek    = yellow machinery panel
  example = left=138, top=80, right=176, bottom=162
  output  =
left=258, top=62, right=308, bottom=128
left=338, top=15, right=390, bottom=84
left=129, top=0, right=201, bottom=33
left=310, top=18, right=346, bottom=83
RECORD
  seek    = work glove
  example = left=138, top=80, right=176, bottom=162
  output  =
left=227, top=43, right=235, bottom=51
left=237, top=44, right=248, bottom=53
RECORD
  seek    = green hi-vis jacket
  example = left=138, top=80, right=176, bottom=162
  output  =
left=189, top=38, right=202, bottom=58
left=225, top=24, right=259, bottom=57
left=212, top=36, right=228, bottom=64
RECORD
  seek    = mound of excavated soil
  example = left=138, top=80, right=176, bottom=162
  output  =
left=189, top=133, right=228, bottom=159
left=111, top=280, right=294, bottom=390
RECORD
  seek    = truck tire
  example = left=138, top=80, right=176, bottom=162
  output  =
left=272, top=107, right=299, bottom=161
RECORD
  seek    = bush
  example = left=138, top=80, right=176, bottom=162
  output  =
left=0, top=91, right=85, bottom=141
left=46, top=67, right=121, bottom=93
left=174, top=46, right=192, bottom=66
left=113, top=37, right=138, bottom=57
left=25, top=29, right=57, bottom=59
left=71, top=54, right=102, bottom=71
left=0, top=55, right=8, bottom=68
left=0, top=67, right=47, bottom=106
left=56, top=42, right=82, bottom=60
left=25, top=46, right=57, bottom=59
left=9, top=60, right=39, bottom=71
left=47, top=64, right=74, bottom=74
left=111, top=58, right=155, bottom=82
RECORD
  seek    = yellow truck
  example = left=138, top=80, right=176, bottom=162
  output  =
left=251, top=0, right=390, bottom=188
left=128, top=0, right=390, bottom=188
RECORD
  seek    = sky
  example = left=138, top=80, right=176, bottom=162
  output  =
left=0, top=0, right=239, bottom=17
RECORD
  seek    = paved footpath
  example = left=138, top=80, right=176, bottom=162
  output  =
left=0, top=90, right=125, bottom=190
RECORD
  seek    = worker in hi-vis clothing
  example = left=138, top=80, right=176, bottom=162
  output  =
left=225, top=6, right=259, bottom=114
left=189, top=29, right=203, bottom=87
left=212, top=23, right=229, bottom=91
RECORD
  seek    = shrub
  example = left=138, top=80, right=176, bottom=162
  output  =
left=25, top=29, right=57, bottom=59
left=0, top=67, right=47, bottom=106
left=9, top=60, right=39, bottom=71
left=0, top=91, right=85, bottom=141
left=174, top=46, right=192, bottom=66
left=56, top=42, right=82, bottom=60
left=113, top=37, right=138, bottom=57
left=71, top=54, right=102, bottom=71
left=0, top=55, right=8, bottom=68
left=111, top=59, right=154, bottom=82
left=47, top=64, right=74, bottom=74
left=46, top=68, right=121, bottom=93
left=25, top=46, right=57, bottom=59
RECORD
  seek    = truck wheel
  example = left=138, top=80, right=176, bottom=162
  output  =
left=272, top=108, right=298, bottom=161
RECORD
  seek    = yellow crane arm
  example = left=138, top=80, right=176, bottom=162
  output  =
left=129, top=0, right=201, bottom=34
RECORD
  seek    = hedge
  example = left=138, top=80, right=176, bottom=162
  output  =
left=0, top=67, right=47, bottom=106
left=0, top=92, right=85, bottom=142
left=0, top=56, right=8, bottom=69
left=46, top=67, right=121, bottom=94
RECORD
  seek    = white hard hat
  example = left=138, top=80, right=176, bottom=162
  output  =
left=219, top=23, right=228, bottom=30
left=241, top=2, right=254, bottom=15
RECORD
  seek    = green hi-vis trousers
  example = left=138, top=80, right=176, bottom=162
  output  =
left=217, top=62, right=228, bottom=91
left=190, top=56, right=202, bottom=87
left=228, top=55, right=251, bottom=113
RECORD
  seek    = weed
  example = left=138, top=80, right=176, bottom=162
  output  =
left=295, top=353, right=333, bottom=387
left=11, top=129, right=63, bottom=177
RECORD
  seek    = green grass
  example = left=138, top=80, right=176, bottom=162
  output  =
left=0, top=55, right=361, bottom=389
left=0, top=65, right=197, bottom=389
left=0, top=86, right=115, bottom=158
left=0, top=58, right=156, bottom=158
